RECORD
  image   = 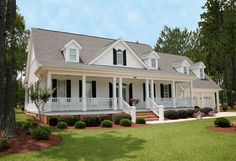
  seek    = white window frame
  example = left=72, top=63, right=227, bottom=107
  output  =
left=200, top=68, right=204, bottom=79
left=163, top=84, right=169, bottom=98
left=117, top=49, right=123, bottom=65
left=183, top=66, right=188, bottom=75
left=57, top=80, right=66, bottom=97
left=151, top=58, right=156, bottom=68
left=69, top=48, right=77, bottom=61
left=86, top=81, right=92, bottom=98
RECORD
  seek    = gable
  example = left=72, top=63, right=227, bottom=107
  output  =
left=89, top=39, right=148, bottom=69
left=61, top=39, right=82, bottom=62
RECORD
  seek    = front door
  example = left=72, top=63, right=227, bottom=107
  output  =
left=116, top=87, right=127, bottom=101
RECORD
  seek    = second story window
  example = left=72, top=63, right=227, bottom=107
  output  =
left=117, top=49, right=123, bottom=65
left=69, top=48, right=76, bottom=61
left=183, top=66, right=188, bottom=74
left=151, top=58, right=156, bottom=68
left=200, top=68, right=204, bottom=79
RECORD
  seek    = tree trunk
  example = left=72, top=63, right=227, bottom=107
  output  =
left=0, top=0, right=6, bottom=132
left=2, top=0, right=17, bottom=137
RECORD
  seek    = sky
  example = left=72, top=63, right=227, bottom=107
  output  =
left=17, top=0, right=206, bottom=47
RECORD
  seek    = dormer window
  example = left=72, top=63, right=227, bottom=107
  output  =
left=200, top=68, right=204, bottom=79
left=69, top=48, right=76, bottom=61
left=117, top=49, right=123, bottom=65
left=183, top=66, right=188, bottom=75
left=151, top=58, right=156, bottom=68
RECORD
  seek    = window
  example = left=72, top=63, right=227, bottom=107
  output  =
left=117, top=49, right=123, bottom=65
left=57, top=80, right=66, bottom=97
left=69, top=48, right=76, bottom=61
left=200, top=68, right=204, bottom=79
left=86, top=81, right=92, bottom=98
left=163, top=84, right=169, bottom=98
left=151, top=58, right=156, bottom=68
left=183, top=66, right=188, bottom=74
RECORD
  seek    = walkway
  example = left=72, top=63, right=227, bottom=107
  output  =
left=146, top=112, right=236, bottom=124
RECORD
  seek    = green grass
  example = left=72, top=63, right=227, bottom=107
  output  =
left=1, top=112, right=236, bottom=161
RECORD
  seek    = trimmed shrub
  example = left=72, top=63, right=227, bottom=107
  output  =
left=194, top=106, right=200, bottom=110
left=186, top=109, right=195, bottom=118
left=136, top=118, right=146, bottom=124
left=99, top=114, right=112, bottom=121
left=101, top=120, right=113, bottom=128
left=177, top=110, right=188, bottom=119
left=81, top=115, right=101, bottom=127
left=75, top=121, right=86, bottom=129
left=40, top=126, right=51, bottom=134
left=48, top=117, right=58, bottom=126
left=31, top=128, right=49, bottom=140
left=120, top=119, right=132, bottom=127
left=57, top=121, right=68, bottom=129
left=222, top=105, right=228, bottom=112
left=22, top=121, right=40, bottom=135
left=164, top=110, right=179, bottom=119
left=114, top=113, right=131, bottom=125
left=200, top=108, right=213, bottom=116
left=0, top=138, right=10, bottom=150
left=58, top=115, right=79, bottom=126
left=214, top=117, right=230, bottom=128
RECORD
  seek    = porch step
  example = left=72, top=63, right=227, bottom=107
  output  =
left=136, top=111, right=159, bottom=121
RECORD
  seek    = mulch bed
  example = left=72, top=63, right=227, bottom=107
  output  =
left=208, top=126, right=236, bottom=134
left=51, top=123, right=148, bottom=131
left=0, top=134, right=62, bottom=156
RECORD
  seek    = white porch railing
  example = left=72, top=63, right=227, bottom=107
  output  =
left=120, top=98, right=136, bottom=123
left=148, top=98, right=164, bottom=122
left=86, top=98, right=113, bottom=110
left=154, top=97, right=192, bottom=108
left=154, top=98, right=173, bottom=107
left=45, top=97, right=114, bottom=112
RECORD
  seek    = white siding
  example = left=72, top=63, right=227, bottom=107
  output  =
left=93, top=42, right=145, bottom=68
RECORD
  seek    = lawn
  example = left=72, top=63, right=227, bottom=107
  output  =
left=1, top=112, right=236, bottom=161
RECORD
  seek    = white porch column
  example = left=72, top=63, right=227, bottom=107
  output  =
left=47, top=72, right=52, bottom=111
left=150, top=79, right=154, bottom=102
left=113, top=77, right=117, bottom=110
left=201, top=91, right=204, bottom=108
left=216, top=91, right=220, bottom=112
left=145, top=79, right=150, bottom=108
left=82, top=75, right=87, bottom=111
left=47, top=72, right=51, bottom=89
left=190, top=81, right=193, bottom=107
left=119, top=77, right=123, bottom=109
left=172, top=80, right=176, bottom=108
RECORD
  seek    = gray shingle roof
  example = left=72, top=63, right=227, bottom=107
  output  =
left=31, top=28, right=220, bottom=90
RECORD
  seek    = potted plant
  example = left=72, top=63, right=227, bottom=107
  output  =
left=129, top=98, right=140, bottom=106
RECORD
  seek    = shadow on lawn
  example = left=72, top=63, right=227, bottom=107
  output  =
left=38, top=131, right=145, bottom=161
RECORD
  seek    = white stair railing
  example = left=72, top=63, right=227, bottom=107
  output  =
left=120, top=98, right=136, bottom=123
left=148, top=98, right=164, bottom=122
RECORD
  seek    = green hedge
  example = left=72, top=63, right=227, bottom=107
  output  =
left=31, top=128, right=49, bottom=140
left=114, top=113, right=131, bottom=125
left=101, top=120, right=113, bottom=128
left=136, top=118, right=146, bottom=124
left=214, top=117, right=230, bottom=127
left=75, top=121, right=86, bottom=129
left=120, top=119, right=132, bottom=127
left=57, top=121, right=68, bottom=129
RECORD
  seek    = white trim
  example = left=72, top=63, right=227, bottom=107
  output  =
left=141, top=51, right=160, bottom=60
left=60, top=39, right=82, bottom=51
left=189, top=62, right=206, bottom=69
left=172, top=59, right=190, bottom=68
left=88, top=38, right=149, bottom=69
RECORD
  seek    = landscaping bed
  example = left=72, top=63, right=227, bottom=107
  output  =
left=208, top=126, right=236, bottom=134
left=0, top=134, right=62, bottom=156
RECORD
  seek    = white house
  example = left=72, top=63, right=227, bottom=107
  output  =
left=24, top=28, right=221, bottom=122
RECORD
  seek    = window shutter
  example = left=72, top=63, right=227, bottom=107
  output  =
left=129, top=83, right=133, bottom=100
left=123, top=50, right=127, bottom=66
left=160, top=84, right=164, bottom=98
left=169, top=84, right=172, bottom=98
left=143, top=83, right=146, bottom=101
left=92, top=81, right=96, bottom=98
left=66, top=80, right=71, bottom=98
left=113, top=48, right=117, bottom=65
left=154, top=83, right=156, bottom=97
left=79, top=80, right=82, bottom=98
left=109, top=82, right=113, bottom=98
left=52, top=79, right=57, bottom=97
